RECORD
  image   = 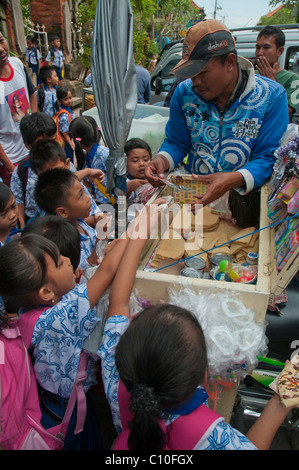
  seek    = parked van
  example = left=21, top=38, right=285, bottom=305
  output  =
left=150, top=24, right=299, bottom=106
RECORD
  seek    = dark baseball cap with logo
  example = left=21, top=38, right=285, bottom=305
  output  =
left=170, top=19, right=236, bottom=78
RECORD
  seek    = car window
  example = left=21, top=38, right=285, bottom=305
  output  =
left=286, top=47, right=299, bottom=73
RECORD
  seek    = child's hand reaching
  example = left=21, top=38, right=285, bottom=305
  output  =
left=126, top=198, right=167, bottom=241
left=87, top=169, right=105, bottom=184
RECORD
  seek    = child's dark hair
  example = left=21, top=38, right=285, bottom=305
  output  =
left=115, top=304, right=208, bottom=450
left=69, top=116, right=101, bottom=170
left=22, top=215, right=81, bottom=271
left=0, top=182, right=13, bottom=212
left=26, top=34, right=36, bottom=44
left=55, top=86, right=70, bottom=111
left=0, top=233, right=59, bottom=311
left=124, top=138, right=152, bottom=159
left=34, top=168, right=78, bottom=215
left=50, top=35, right=60, bottom=42
left=20, top=112, right=57, bottom=147
left=39, top=65, right=56, bottom=85
left=29, top=139, right=66, bottom=174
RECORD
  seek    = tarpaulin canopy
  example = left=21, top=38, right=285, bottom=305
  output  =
left=91, top=0, right=137, bottom=199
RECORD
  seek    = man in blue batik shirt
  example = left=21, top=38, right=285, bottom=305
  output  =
left=145, top=20, right=289, bottom=226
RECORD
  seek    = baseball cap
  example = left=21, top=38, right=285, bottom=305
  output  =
left=170, top=19, right=236, bottom=78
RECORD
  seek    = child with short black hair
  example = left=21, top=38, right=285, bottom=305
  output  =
left=0, top=182, right=20, bottom=247
left=22, top=214, right=81, bottom=275
left=54, top=86, right=75, bottom=161
left=45, top=36, right=65, bottom=86
left=69, top=116, right=110, bottom=204
left=0, top=227, right=131, bottom=449
left=34, top=168, right=100, bottom=270
left=10, top=113, right=58, bottom=226
left=10, top=133, right=102, bottom=227
left=37, top=65, right=59, bottom=116
left=125, top=137, right=151, bottom=198
left=26, top=35, right=42, bottom=86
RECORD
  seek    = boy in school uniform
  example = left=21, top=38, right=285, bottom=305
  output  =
left=37, top=65, right=59, bottom=117
left=26, top=35, right=42, bottom=86
left=10, top=115, right=103, bottom=226
left=45, top=36, right=65, bottom=86
left=34, top=168, right=102, bottom=271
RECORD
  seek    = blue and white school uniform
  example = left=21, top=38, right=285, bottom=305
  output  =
left=77, top=218, right=97, bottom=271
left=10, top=161, right=101, bottom=221
left=26, top=46, right=42, bottom=84
left=83, top=143, right=110, bottom=204
left=28, top=282, right=102, bottom=449
left=46, top=48, right=65, bottom=80
left=57, top=105, right=75, bottom=161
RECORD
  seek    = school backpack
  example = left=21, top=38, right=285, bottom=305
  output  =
left=37, top=86, right=45, bottom=111
left=0, top=307, right=88, bottom=450
left=53, top=109, right=72, bottom=149
left=17, top=158, right=30, bottom=204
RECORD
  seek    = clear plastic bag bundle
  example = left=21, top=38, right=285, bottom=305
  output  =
left=167, top=287, right=268, bottom=378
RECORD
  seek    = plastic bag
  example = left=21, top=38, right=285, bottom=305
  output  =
left=167, top=287, right=268, bottom=378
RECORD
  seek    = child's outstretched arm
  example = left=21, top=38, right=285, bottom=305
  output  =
left=246, top=393, right=293, bottom=450
left=87, top=200, right=165, bottom=310
left=107, top=201, right=165, bottom=319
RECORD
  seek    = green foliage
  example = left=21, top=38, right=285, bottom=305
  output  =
left=260, top=4, right=294, bottom=25
left=261, top=1, right=298, bottom=25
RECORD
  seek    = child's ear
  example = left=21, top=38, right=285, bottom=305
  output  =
left=65, top=158, right=71, bottom=170
left=38, top=285, right=54, bottom=304
left=55, top=206, right=69, bottom=218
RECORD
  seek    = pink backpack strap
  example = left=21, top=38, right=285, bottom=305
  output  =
left=62, top=350, right=88, bottom=434
left=18, top=306, right=49, bottom=348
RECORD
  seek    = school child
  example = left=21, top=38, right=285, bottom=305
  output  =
left=26, top=35, right=42, bottom=86
left=69, top=116, right=110, bottom=204
left=54, top=86, right=75, bottom=162
left=0, top=226, right=131, bottom=449
left=37, top=65, right=59, bottom=117
left=45, top=36, right=65, bottom=86
left=10, top=128, right=102, bottom=226
left=98, top=208, right=295, bottom=451
left=10, top=113, right=59, bottom=226
left=125, top=137, right=151, bottom=198
left=22, top=214, right=81, bottom=279
left=0, top=183, right=21, bottom=317
left=34, top=168, right=100, bottom=271
left=0, top=182, right=20, bottom=247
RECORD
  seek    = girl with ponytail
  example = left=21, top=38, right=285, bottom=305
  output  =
left=69, top=116, right=110, bottom=204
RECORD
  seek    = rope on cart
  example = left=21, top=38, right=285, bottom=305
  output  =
left=153, top=212, right=299, bottom=272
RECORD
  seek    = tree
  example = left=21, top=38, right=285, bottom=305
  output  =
left=269, top=0, right=299, bottom=23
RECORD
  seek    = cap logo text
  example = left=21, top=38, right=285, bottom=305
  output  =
left=208, top=39, right=228, bottom=51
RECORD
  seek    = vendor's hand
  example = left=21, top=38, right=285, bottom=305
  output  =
left=144, top=154, right=170, bottom=187
left=191, top=172, right=245, bottom=207
left=256, top=56, right=280, bottom=81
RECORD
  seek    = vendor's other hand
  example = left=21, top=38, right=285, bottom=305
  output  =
left=144, top=154, right=170, bottom=187
left=191, top=172, right=245, bottom=207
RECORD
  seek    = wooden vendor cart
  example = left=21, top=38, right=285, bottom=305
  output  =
left=132, top=176, right=299, bottom=423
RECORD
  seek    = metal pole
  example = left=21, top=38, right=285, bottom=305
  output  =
left=213, top=0, right=217, bottom=19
